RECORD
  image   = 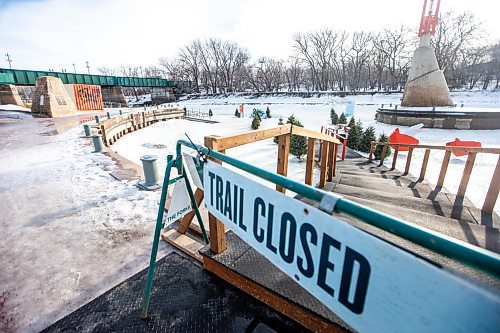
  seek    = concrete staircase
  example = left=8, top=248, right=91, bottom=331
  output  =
left=310, top=149, right=500, bottom=287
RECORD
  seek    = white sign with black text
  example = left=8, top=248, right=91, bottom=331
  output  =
left=204, top=160, right=499, bottom=333
left=165, top=177, right=192, bottom=225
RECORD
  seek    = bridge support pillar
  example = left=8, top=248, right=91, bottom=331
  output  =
left=0, top=84, right=24, bottom=107
left=102, top=86, right=128, bottom=107
left=31, top=77, right=77, bottom=117
left=152, top=87, right=175, bottom=104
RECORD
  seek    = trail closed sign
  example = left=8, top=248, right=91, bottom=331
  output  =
left=204, top=161, right=500, bottom=333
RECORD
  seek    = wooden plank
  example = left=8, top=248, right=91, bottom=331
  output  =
left=319, top=141, right=329, bottom=188
left=327, top=142, right=335, bottom=181
left=482, top=156, right=500, bottom=214
left=305, top=138, right=316, bottom=185
left=419, top=149, right=431, bottom=180
left=204, top=136, right=227, bottom=254
left=332, top=143, right=338, bottom=178
left=368, top=143, right=374, bottom=162
left=202, top=255, right=346, bottom=333
left=213, top=125, right=291, bottom=151
left=404, top=147, right=414, bottom=175
left=457, top=152, right=477, bottom=198
left=378, top=146, right=387, bottom=167
left=437, top=150, right=451, bottom=188
left=391, top=146, right=399, bottom=170
left=290, top=125, right=340, bottom=144
left=161, top=229, right=204, bottom=262
left=276, top=133, right=290, bottom=193
left=370, top=142, right=500, bottom=154
left=177, top=188, right=204, bottom=234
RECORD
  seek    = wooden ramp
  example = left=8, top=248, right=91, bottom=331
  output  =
left=200, top=232, right=352, bottom=333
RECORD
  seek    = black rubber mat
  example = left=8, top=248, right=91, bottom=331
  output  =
left=43, top=252, right=308, bottom=333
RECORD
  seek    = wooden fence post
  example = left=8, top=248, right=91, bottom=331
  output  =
left=204, top=136, right=226, bottom=254
left=419, top=149, right=431, bottom=180
left=276, top=133, right=290, bottom=193
left=457, top=152, right=477, bottom=198
left=378, top=146, right=387, bottom=167
left=369, top=143, right=374, bottom=162
left=482, top=156, right=500, bottom=214
left=305, top=138, right=316, bottom=185
left=327, top=142, right=335, bottom=181
left=404, top=147, right=414, bottom=175
left=391, top=146, right=399, bottom=170
left=437, top=150, right=452, bottom=188
left=319, top=141, right=329, bottom=188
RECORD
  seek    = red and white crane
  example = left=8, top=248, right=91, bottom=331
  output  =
left=418, top=0, right=441, bottom=37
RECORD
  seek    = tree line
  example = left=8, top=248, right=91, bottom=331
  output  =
left=99, top=11, right=499, bottom=93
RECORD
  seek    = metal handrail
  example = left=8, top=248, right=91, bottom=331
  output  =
left=140, top=139, right=500, bottom=319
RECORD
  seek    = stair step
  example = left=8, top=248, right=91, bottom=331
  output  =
left=337, top=169, right=413, bottom=179
left=297, top=194, right=499, bottom=288
left=334, top=173, right=434, bottom=195
left=339, top=194, right=499, bottom=252
left=331, top=183, right=493, bottom=226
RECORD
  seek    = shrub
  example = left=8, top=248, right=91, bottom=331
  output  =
left=235, top=108, right=240, bottom=117
left=251, top=113, right=261, bottom=130
left=374, top=133, right=392, bottom=160
left=208, top=109, right=213, bottom=117
left=360, top=126, right=376, bottom=153
left=347, top=119, right=362, bottom=151
left=287, top=115, right=308, bottom=160
left=338, top=112, right=347, bottom=124
left=330, top=108, right=338, bottom=125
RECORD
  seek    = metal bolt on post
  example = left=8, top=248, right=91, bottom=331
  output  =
left=83, top=124, right=91, bottom=137
left=138, top=155, right=161, bottom=190
left=91, top=134, right=105, bottom=153
left=107, top=111, right=111, bottom=119
left=95, top=115, right=100, bottom=123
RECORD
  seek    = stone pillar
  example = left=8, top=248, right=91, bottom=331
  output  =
left=151, top=87, right=174, bottom=104
left=101, top=86, right=128, bottom=107
left=31, top=77, right=77, bottom=117
left=401, top=33, right=454, bottom=107
left=0, top=84, right=24, bottom=106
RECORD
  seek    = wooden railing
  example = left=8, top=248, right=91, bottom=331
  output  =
left=202, top=124, right=340, bottom=253
left=368, top=142, right=500, bottom=214
left=92, top=108, right=185, bottom=147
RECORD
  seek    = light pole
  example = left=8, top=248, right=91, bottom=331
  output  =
left=5, top=53, right=12, bottom=69
left=72, top=63, right=76, bottom=73
left=86, top=61, right=90, bottom=74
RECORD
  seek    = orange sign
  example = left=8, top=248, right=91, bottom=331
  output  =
left=73, top=84, right=103, bottom=111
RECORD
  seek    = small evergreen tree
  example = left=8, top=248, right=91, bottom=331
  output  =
left=235, top=108, right=240, bottom=117
left=374, top=133, right=392, bottom=160
left=287, top=115, right=308, bottom=160
left=208, top=109, right=213, bottom=117
left=338, top=112, right=347, bottom=124
left=360, top=126, right=376, bottom=153
left=251, top=113, right=261, bottom=130
left=330, top=108, right=338, bottom=124
left=347, top=117, right=355, bottom=129
left=347, top=119, right=363, bottom=151
left=266, top=106, right=271, bottom=118
left=274, top=116, right=285, bottom=143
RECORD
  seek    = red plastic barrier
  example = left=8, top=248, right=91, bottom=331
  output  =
left=389, top=128, right=419, bottom=151
left=446, top=138, right=482, bottom=157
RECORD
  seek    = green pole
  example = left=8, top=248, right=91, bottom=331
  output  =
left=175, top=139, right=500, bottom=278
left=140, top=158, right=176, bottom=319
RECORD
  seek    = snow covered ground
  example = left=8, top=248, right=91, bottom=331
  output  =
left=1, top=91, right=499, bottom=332
left=0, top=117, right=173, bottom=332
left=115, top=91, right=500, bottom=212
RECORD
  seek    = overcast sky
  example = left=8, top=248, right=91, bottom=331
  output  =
left=1, top=0, right=498, bottom=74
